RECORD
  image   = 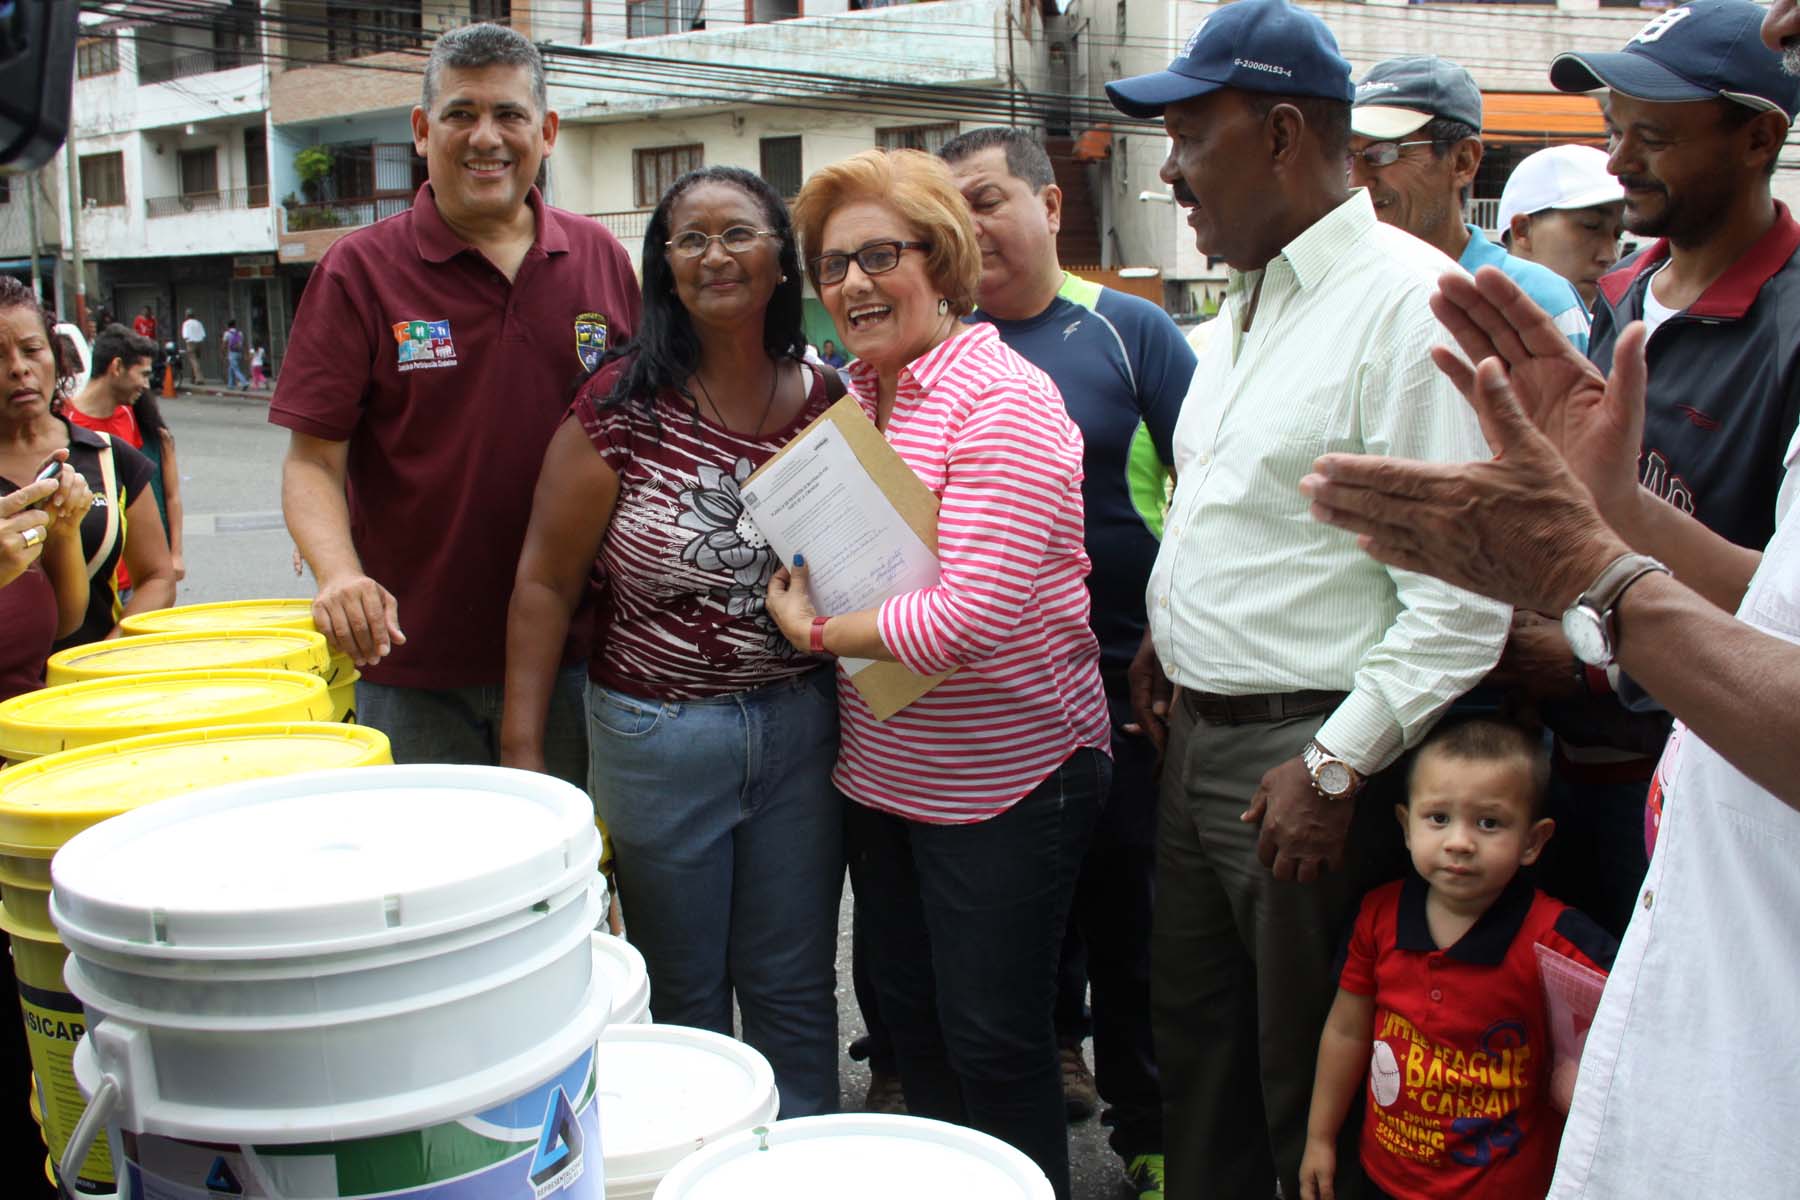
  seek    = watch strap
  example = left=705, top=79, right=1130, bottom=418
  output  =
left=1577, top=552, right=1669, bottom=617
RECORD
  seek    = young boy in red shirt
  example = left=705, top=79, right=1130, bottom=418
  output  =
left=1299, top=719, right=1617, bottom=1200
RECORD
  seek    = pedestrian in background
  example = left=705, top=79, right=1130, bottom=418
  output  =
left=1497, top=145, right=1626, bottom=310
left=180, top=308, right=205, bottom=384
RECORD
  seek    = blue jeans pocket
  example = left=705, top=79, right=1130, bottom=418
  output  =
left=587, top=688, right=669, bottom=739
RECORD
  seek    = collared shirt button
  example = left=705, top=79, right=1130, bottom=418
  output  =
left=1642, top=889, right=1654, bottom=910
left=1196, top=450, right=1213, bottom=466
left=1158, top=595, right=1169, bottom=609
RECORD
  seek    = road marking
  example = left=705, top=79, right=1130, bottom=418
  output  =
left=187, top=512, right=286, bottom=536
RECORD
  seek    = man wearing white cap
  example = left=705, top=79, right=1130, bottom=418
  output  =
left=1350, top=55, right=1591, bottom=351
left=1498, top=145, right=1626, bottom=309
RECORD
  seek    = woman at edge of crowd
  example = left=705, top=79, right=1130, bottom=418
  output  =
left=0, top=277, right=171, bottom=654
left=768, top=148, right=1112, bottom=1200
left=500, top=165, right=844, bottom=1118
left=0, top=458, right=93, bottom=701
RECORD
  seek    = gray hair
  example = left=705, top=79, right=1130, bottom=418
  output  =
left=421, top=23, right=547, bottom=117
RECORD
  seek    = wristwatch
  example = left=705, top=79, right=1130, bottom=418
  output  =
left=1561, top=552, right=1670, bottom=669
left=1302, top=740, right=1363, bottom=799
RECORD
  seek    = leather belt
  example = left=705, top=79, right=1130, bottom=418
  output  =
left=1180, top=688, right=1347, bottom=726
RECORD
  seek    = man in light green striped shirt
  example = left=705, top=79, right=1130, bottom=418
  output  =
left=1107, top=3, right=1511, bottom=1198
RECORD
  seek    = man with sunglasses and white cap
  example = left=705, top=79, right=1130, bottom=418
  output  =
left=1350, top=55, right=1592, bottom=352
left=1498, top=145, right=1627, bottom=310
left=1106, top=2, right=1510, bottom=1196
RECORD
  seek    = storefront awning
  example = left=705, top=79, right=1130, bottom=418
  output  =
left=1483, top=92, right=1607, bottom=145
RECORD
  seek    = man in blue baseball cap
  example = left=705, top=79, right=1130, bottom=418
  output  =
left=1531, top=0, right=1800, bottom=949
left=1109, top=3, right=1511, bottom=1198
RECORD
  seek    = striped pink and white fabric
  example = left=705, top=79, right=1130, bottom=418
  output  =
left=836, top=322, right=1111, bottom=824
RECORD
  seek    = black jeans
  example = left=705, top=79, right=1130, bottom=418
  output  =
left=1054, top=682, right=1162, bottom=1161
left=846, top=748, right=1108, bottom=1200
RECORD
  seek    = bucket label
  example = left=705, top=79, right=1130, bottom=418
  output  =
left=17, top=978, right=115, bottom=1191
left=120, top=1049, right=603, bottom=1199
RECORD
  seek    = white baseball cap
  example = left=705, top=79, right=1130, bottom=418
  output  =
left=1496, top=145, right=1626, bottom=236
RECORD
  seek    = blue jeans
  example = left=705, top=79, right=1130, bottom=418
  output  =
left=355, top=664, right=587, bottom=789
left=586, top=668, right=844, bottom=1117
left=847, top=748, right=1109, bottom=1200
left=225, top=349, right=248, bottom=388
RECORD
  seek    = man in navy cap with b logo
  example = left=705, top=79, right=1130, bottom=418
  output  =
left=1108, top=2, right=1510, bottom=1197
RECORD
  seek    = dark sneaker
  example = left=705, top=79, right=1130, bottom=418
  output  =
left=1125, top=1152, right=1166, bottom=1200
left=1059, top=1040, right=1098, bottom=1120
left=863, top=1067, right=907, bottom=1115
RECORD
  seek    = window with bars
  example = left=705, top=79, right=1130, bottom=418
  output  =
left=760, top=136, right=802, bottom=199
left=634, top=144, right=703, bottom=208
left=0, top=177, right=10, bottom=206
left=325, top=0, right=425, bottom=62
left=77, top=35, right=119, bottom=79
left=470, top=0, right=512, bottom=19
left=79, top=152, right=126, bottom=208
left=876, top=123, right=958, bottom=154
left=628, top=0, right=705, bottom=38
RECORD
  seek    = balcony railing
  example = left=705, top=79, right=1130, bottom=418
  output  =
left=1468, top=197, right=1501, bottom=236
left=146, top=185, right=270, bottom=218
left=281, top=193, right=413, bottom=234
left=138, top=47, right=250, bottom=86
left=589, top=210, right=654, bottom=246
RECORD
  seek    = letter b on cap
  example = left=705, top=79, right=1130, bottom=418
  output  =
left=1633, top=6, right=1693, bottom=44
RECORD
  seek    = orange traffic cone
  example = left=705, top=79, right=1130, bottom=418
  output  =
left=162, top=360, right=175, bottom=398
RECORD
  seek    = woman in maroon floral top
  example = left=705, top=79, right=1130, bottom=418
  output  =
left=501, top=167, right=843, bottom=1116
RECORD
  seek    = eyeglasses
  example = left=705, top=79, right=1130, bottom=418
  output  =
left=666, top=226, right=779, bottom=258
left=809, top=240, right=932, bottom=286
left=1346, top=140, right=1434, bottom=170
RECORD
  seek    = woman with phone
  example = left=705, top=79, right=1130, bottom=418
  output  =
left=1, top=450, right=95, bottom=701
left=0, top=276, right=173, bottom=653
left=501, top=167, right=844, bottom=1118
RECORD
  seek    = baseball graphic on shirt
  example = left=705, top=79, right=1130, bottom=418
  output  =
left=1370, top=1040, right=1402, bottom=1107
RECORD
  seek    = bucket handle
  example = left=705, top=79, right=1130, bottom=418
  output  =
left=58, top=1072, right=119, bottom=1189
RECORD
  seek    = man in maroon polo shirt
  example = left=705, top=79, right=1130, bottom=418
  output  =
left=273, top=23, right=639, bottom=780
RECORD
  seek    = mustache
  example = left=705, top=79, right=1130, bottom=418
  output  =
left=1171, top=181, right=1198, bottom=206
left=1616, top=176, right=1666, bottom=194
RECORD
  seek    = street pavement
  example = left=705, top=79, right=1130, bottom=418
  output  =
left=161, top=389, right=1133, bottom=1199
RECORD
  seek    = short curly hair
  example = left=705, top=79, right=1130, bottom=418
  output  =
left=791, top=148, right=981, bottom=318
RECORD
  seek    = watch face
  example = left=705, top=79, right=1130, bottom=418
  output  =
left=1562, top=605, right=1610, bottom=666
left=1318, top=761, right=1354, bottom=796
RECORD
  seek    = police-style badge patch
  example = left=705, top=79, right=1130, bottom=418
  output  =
left=393, top=319, right=458, bottom=372
left=575, top=312, right=609, bottom=375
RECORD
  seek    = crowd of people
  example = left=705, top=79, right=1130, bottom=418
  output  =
left=7, top=2, right=1800, bottom=1196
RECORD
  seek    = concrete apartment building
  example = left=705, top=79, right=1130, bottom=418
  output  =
left=50, top=1, right=1785, bottom=347
left=62, top=0, right=278, bottom=370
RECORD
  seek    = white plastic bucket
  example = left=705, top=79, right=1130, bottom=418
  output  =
left=596, top=1023, right=779, bottom=1198
left=48, top=765, right=610, bottom=1199
left=592, top=932, right=652, bottom=1026
left=653, top=1113, right=1056, bottom=1198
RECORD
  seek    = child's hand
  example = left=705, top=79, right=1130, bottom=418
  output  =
left=1299, top=1138, right=1337, bottom=1200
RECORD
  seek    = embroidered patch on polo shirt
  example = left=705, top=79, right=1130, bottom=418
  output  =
left=575, top=312, right=608, bottom=374
left=392, top=319, right=458, bottom=372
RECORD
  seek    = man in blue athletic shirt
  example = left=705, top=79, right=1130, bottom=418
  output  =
left=1350, top=55, right=1592, bottom=352
left=940, top=126, right=1197, bottom=1200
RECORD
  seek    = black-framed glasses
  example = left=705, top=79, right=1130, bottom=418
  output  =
left=666, top=226, right=779, bottom=258
left=1346, top=140, right=1434, bottom=170
left=809, top=240, right=932, bottom=286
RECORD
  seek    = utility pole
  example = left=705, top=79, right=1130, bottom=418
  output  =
left=24, top=169, right=42, bottom=305
left=63, top=138, right=86, bottom=330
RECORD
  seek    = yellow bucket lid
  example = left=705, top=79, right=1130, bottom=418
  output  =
left=0, top=722, right=392, bottom=854
left=119, top=598, right=316, bottom=636
left=0, top=669, right=333, bottom=762
left=45, top=628, right=330, bottom=687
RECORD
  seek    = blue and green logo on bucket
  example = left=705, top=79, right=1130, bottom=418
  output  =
left=119, top=1050, right=603, bottom=1199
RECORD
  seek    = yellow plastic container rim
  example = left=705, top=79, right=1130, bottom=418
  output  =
left=0, top=722, right=392, bottom=854
left=0, top=669, right=333, bottom=762
left=118, top=598, right=316, bottom=637
left=45, top=628, right=330, bottom=687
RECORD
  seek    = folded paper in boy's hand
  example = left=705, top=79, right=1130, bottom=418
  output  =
left=1536, top=943, right=1608, bottom=1112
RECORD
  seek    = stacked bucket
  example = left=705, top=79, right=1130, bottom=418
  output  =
left=0, top=600, right=1056, bottom=1199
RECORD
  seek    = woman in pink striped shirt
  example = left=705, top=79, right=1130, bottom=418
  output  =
left=769, top=150, right=1111, bottom=1200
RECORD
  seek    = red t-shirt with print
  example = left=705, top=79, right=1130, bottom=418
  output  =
left=1339, top=876, right=1617, bottom=1200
